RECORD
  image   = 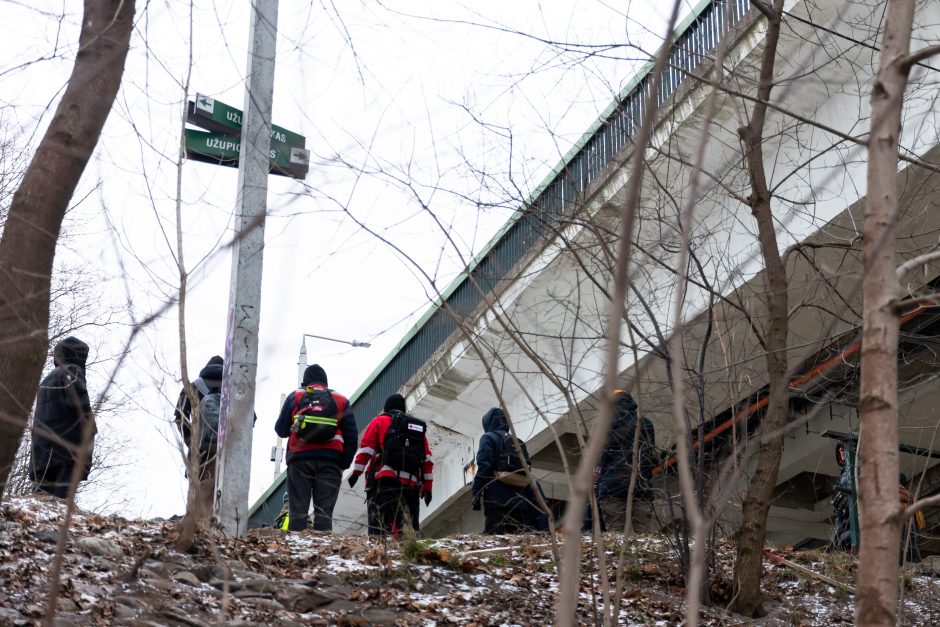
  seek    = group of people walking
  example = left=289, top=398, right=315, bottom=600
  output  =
left=28, top=337, right=936, bottom=569
left=264, top=372, right=661, bottom=537
left=265, top=364, right=435, bottom=536
left=31, top=339, right=662, bottom=539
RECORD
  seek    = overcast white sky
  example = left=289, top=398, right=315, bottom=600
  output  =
left=0, top=0, right=684, bottom=517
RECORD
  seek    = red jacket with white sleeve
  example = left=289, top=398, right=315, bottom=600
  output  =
left=351, top=412, right=433, bottom=493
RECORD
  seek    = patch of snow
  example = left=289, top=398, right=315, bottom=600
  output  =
left=406, top=592, right=440, bottom=607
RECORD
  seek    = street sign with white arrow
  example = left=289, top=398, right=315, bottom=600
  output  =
left=185, top=93, right=309, bottom=179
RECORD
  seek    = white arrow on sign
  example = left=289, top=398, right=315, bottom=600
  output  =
left=195, top=93, right=215, bottom=114
left=290, top=147, right=310, bottom=166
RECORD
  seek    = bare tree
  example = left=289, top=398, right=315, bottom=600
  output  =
left=857, top=0, right=940, bottom=623
left=170, top=0, right=210, bottom=553
left=729, top=0, right=790, bottom=617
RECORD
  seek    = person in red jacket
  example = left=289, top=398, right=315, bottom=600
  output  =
left=348, top=394, right=433, bottom=537
left=274, top=364, right=357, bottom=531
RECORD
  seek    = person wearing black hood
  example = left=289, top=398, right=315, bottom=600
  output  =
left=172, top=356, right=226, bottom=516
left=275, top=364, right=357, bottom=531
left=31, top=336, right=94, bottom=498
left=597, top=391, right=658, bottom=533
left=173, top=355, right=224, bottom=453
left=470, top=407, right=542, bottom=534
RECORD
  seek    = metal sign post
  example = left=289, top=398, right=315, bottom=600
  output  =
left=214, top=0, right=280, bottom=537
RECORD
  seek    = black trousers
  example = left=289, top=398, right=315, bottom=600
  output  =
left=32, top=460, right=73, bottom=499
left=483, top=498, right=536, bottom=535
left=374, top=478, right=420, bottom=537
left=286, top=458, right=342, bottom=531
left=366, top=487, right=382, bottom=536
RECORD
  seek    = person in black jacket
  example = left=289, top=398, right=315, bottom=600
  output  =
left=173, top=356, right=225, bottom=502
left=274, top=364, right=357, bottom=531
left=31, top=337, right=94, bottom=498
left=470, top=407, right=542, bottom=534
left=597, top=391, right=658, bottom=533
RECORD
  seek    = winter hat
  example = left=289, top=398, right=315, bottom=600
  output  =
left=206, top=355, right=224, bottom=367
left=384, top=393, right=406, bottom=413
left=198, top=363, right=224, bottom=383
left=302, top=364, right=328, bottom=387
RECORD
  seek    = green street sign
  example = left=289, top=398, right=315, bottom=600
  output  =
left=186, top=93, right=309, bottom=179
left=189, top=94, right=305, bottom=148
left=185, top=129, right=309, bottom=178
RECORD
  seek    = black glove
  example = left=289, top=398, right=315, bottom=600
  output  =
left=347, top=474, right=359, bottom=489
left=423, top=491, right=432, bottom=507
left=471, top=497, right=481, bottom=511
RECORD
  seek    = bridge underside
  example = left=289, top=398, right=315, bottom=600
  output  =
left=415, top=142, right=940, bottom=549
left=248, top=1, right=940, bottom=555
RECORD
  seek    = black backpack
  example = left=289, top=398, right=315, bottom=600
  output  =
left=381, top=410, right=427, bottom=474
left=493, top=432, right=530, bottom=487
left=495, top=432, right=528, bottom=474
left=292, top=387, right=339, bottom=443
left=194, top=379, right=220, bottom=453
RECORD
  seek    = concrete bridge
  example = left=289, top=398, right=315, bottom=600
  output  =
left=249, top=0, right=940, bottom=550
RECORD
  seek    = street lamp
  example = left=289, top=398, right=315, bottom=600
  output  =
left=272, top=332, right=371, bottom=479
left=297, top=333, right=371, bottom=386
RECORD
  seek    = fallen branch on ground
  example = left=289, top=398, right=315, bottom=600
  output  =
left=763, top=549, right=855, bottom=593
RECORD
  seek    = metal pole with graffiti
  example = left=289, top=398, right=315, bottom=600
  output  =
left=213, top=0, right=280, bottom=537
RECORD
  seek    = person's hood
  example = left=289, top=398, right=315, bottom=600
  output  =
left=614, top=391, right=638, bottom=417
left=198, top=363, right=223, bottom=386
left=482, top=407, right=508, bottom=433
left=205, top=355, right=223, bottom=367
left=53, top=337, right=89, bottom=370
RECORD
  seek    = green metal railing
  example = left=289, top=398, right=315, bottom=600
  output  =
left=347, top=0, right=755, bottom=432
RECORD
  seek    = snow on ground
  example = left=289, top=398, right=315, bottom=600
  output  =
left=1, top=494, right=939, bottom=625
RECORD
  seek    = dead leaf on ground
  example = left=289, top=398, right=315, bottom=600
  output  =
left=363, top=545, right=388, bottom=565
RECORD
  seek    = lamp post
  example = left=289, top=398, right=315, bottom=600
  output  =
left=271, top=333, right=371, bottom=479
left=297, top=333, right=371, bottom=385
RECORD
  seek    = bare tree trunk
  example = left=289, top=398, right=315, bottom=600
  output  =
left=731, top=0, right=788, bottom=618
left=554, top=3, right=683, bottom=624
left=0, top=0, right=135, bottom=488
left=173, top=0, right=207, bottom=553
left=856, top=0, right=916, bottom=623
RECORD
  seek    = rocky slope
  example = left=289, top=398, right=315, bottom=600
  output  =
left=1, top=495, right=938, bottom=625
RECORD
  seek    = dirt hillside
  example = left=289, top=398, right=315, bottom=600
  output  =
left=1, top=495, right=938, bottom=625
